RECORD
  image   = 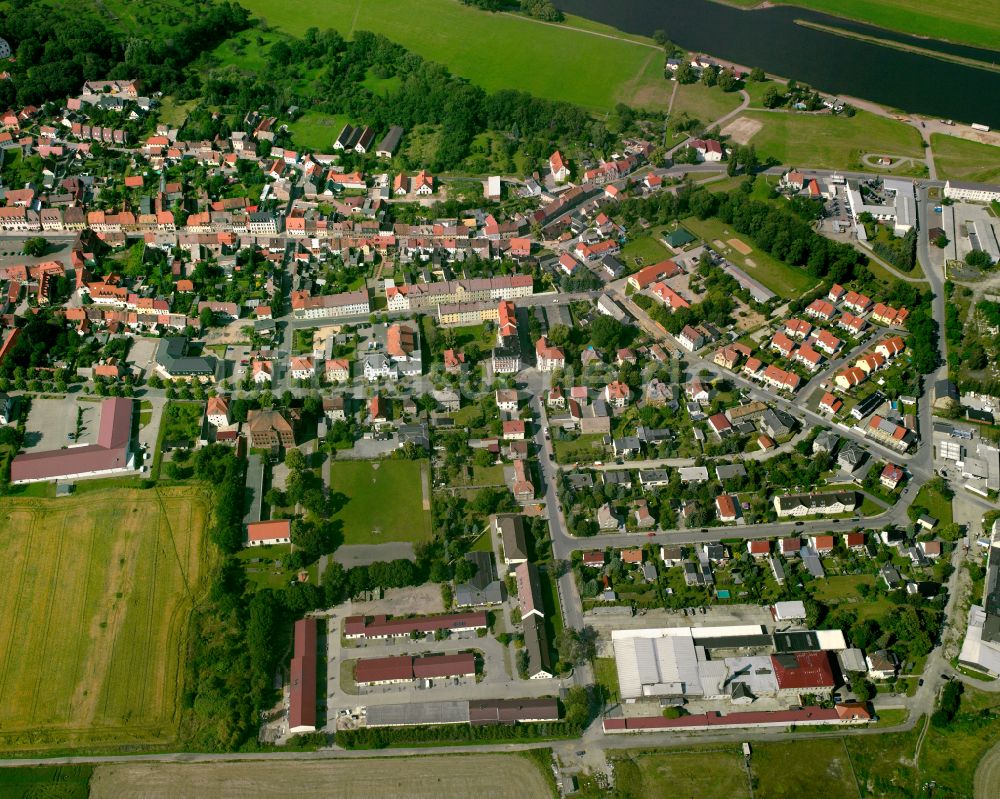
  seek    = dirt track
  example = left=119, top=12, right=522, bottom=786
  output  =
left=89, top=755, right=552, bottom=799
left=975, top=741, right=1000, bottom=799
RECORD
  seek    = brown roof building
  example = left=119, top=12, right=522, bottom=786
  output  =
left=289, top=618, right=317, bottom=733
left=246, top=409, right=295, bottom=450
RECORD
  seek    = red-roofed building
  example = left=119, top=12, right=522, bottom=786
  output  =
left=747, top=539, right=770, bottom=557
left=627, top=259, right=681, bottom=291
left=770, top=651, right=836, bottom=694
left=708, top=412, right=732, bottom=437
left=811, top=534, right=835, bottom=554
left=844, top=532, right=866, bottom=552
left=785, top=318, right=813, bottom=339
left=880, top=463, right=905, bottom=490
left=582, top=550, right=605, bottom=568
left=819, top=392, right=843, bottom=415
left=716, top=494, right=738, bottom=523
left=604, top=380, right=631, bottom=408
left=246, top=519, right=291, bottom=547
left=805, top=299, right=835, bottom=320
left=289, top=618, right=317, bottom=733
left=11, top=397, right=133, bottom=483
left=344, top=612, right=488, bottom=640
left=779, top=537, right=801, bottom=556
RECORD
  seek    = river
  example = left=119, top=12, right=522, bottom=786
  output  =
left=557, top=0, right=1000, bottom=128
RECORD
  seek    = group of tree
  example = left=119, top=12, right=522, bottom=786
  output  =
left=461, top=0, right=562, bottom=20
left=0, top=0, right=251, bottom=107
left=871, top=227, right=918, bottom=273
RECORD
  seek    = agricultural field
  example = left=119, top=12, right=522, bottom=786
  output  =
left=931, top=134, right=1000, bottom=184
left=679, top=216, right=820, bottom=298
left=0, top=487, right=212, bottom=752
left=726, top=0, right=1000, bottom=52
left=89, top=754, right=553, bottom=799
left=739, top=109, right=924, bottom=170
left=611, top=748, right=752, bottom=798
left=0, top=766, right=93, bottom=799
left=238, top=0, right=671, bottom=112
left=328, top=459, right=433, bottom=545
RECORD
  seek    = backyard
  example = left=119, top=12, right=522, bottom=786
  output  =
left=0, top=487, right=212, bottom=752
left=328, top=459, right=433, bottom=545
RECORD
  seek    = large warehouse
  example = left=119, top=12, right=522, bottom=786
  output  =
left=10, top=397, right=136, bottom=484
left=612, top=625, right=842, bottom=702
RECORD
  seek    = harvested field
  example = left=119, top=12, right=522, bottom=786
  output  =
left=720, top=116, right=763, bottom=145
left=728, top=238, right=753, bottom=256
left=89, top=755, right=553, bottom=798
left=0, top=487, right=212, bottom=752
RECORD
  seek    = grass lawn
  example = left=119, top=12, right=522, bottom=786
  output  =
left=157, top=96, right=198, bottom=128
left=619, top=235, right=671, bottom=271
left=722, top=0, right=1000, bottom=52
left=552, top=434, right=607, bottom=465
left=237, top=0, right=670, bottom=113
left=811, top=574, right=891, bottom=620
left=613, top=748, right=751, bottom=798
left=740, top=109, right=924, bottom=170
left=911, top=482, right=954, bottom=526
left=287, top=111, right=351, bottom=152
left=680, top=216, right=820, bottom=298
left=669, top=81, right=744, bottom=125
left=931, top=134, right=1000, bottom=184
left=751, top=739, right=860, bottom=798
left=592, top=657, right=620, bottom=702
left=0, top=487, right=212, bottom=752
left=328, top=459, right=433, bottom=545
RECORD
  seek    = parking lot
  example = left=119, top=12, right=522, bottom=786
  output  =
left=23, top=398, right=98, bottom=450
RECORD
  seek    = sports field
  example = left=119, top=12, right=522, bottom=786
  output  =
left=740, top=109, right=924, bottom=170
left=89, top=754, right=552, bottom=798
left=680, top=216, right=820, bottom=299
left=328, top=459, right=433, bottom=545
left=0, top=487, right=211, bottom=751
left=931, top=135, right=1000, bottom=184
left=238, top=0, right=672, bottom=112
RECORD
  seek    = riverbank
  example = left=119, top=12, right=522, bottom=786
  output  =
left=710, top=0, right=1000, bottom=53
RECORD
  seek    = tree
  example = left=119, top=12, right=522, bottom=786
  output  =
left=850, top=674, right=875, bottom=701
left=965, top=249, right=994, bottom=269
left=23, top=237, right=47, bottom=257
left=934, top=234, right=950, bottom=248
left=762, top=86, right=784, bottom=109
left=284, top=447, right=306, bottom=473
left=589, top=315, right=628, bottom=351
left=749, top=67, right=766, bottom=82
left=653, top=29, right=668, bottom=46
left=199, top=306, right=215, bottom=330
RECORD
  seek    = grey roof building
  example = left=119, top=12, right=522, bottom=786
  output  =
left=155, top=336, right=218, bottom=379
left=522, top=614, right=553, bottom=679
left=455, top=551, right=505, bottom=607
left=493, top=514, right=528, bottom=569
